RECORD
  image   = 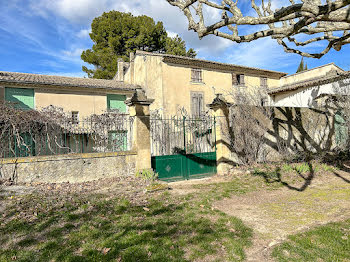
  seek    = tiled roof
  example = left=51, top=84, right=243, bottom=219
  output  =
left=268, top=70, right=350, bottom=95
left=0, top=71, right=137, bottom=91
left=135, top=51, right=287, bottom=77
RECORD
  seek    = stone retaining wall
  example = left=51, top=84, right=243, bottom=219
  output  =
left=0, top=151, right=137, bottom=184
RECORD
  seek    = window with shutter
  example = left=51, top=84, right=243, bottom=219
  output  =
left=260, top=77, right=268, bottom=88
left=236, top=74, right=245, bottom=85
left=240, top=74, right=245, bottom=85
left=107, top=94, right=127, bottom=113
left=191, top=69, right=203, bottom=83
left=5, top=87, right=34, bottom=110
left=191, top=92, right=204, bottom=117
left=232, top=73, right=238, bottom=86
left=71, top=111, right=79, bottom=124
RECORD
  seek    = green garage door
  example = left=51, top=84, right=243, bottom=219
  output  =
left=107, top=94, right=126, bottom=113
left=5, top=87, right=34, bottom=110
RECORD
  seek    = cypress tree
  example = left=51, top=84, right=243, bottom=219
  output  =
left=296, top=57, right=305, bottom=73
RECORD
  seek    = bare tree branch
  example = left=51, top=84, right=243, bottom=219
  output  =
left=166, top=0, right=350, bottom=58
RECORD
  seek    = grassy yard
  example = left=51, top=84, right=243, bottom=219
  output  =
left=0, top=184, right=253, bottom=261
left=0, top=161, right=349, bottom=261
left=272, top=219, right=350, bottom=262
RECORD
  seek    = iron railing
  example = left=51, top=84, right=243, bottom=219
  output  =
left=150, top=116, right=216, bottom=156
left=1, top=116, right=134, bottom=158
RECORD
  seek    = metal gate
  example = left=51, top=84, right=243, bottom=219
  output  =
left=151, top=116, right=217, bottom=181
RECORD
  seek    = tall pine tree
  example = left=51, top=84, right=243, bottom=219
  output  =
left=81, top=11, right=196, bottom=79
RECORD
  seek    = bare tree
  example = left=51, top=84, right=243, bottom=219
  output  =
left=166, top=0, right=350, bottom=58
left=0, top=104, right=133, bottom=184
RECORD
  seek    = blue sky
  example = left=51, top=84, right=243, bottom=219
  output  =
left=0, top=0, right=349, bottom=77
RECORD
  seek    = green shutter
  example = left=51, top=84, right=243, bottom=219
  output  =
left=107, top=94, right=126, bottom=113
left=108, top=131, right=128, bottom=151
left=5, top=87, right=34, bottom=110
left=335, top=111, right=348, bottom=148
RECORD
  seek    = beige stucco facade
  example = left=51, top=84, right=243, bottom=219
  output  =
left=122, top=51, right=285, bottom=115
left=0, top=84, right=134, bottom=120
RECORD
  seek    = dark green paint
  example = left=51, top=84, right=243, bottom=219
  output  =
left=152, top=152, right=217, bottom=182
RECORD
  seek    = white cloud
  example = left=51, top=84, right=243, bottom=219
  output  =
left=167, top=31, right=178, bottom=38
left=222, top=38, right=297, bottom=72
left=29, top=0, right=232, bottom=57
left=62, top=48, right=85, bottom=58
left=77, top=28, right=91, bottom=38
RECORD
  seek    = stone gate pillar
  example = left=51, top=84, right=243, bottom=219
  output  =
left=208, top=94, right=232, bottom=175
left=125, top=88, right=154, bottom=171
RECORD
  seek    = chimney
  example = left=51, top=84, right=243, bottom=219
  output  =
left=117, top=58, right=124, bottom=81
left=129, top=52, right=135, bottom=84
left=130, top=52, right=135, bottom=62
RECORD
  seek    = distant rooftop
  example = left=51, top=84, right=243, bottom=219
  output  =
left=280, top=63, right=345, bottom=80
left=268, top=70, right=350, bottom=95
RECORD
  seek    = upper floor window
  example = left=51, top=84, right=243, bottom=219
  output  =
left=260, top=77, right=268, bottom=88
left=232, top=73, right=245, bottom=86
left=191, top=68, right=203, bottom=83
left=71, top=111, right=79, bottom=124
left=107, top=94, right=127, bottom=113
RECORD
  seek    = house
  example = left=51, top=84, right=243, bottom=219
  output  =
left=0, top=71, right=137, bottom=121
left=268, top=63, right=349, bottom=108
left=117, top=51, right=287, bottom=116
left=0, top=72, right=139, bottom=157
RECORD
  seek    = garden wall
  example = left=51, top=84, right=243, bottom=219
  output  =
left=218, top=106, right=339, bottom=168
left=0, top=151, right=137, bottom=184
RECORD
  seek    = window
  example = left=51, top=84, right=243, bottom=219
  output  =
left=260, top=77, right=268, bottom=88
left=71, top=111, right=79, bottom=124
left=260, top=97, right=268, bottom=106
left=232, top=73, right=237, bottom=86
left=236, top=74, right=245, bottom=85
left=191, top=92, right=204, bottom=117
left=191, top=68, right=203, bottom=83
left=107, top=94, right=127, bottom=113
left=108, top=131, right=128, bottom=151
left=5, top=87, right=34, bottom=110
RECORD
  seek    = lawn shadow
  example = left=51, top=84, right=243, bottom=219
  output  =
left=253, top=161, right=315, bottom=192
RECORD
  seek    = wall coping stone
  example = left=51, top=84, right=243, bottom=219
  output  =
left=1, top=151, right=137, bottom=164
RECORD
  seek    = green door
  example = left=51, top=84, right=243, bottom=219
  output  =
left=152, top=152, right=217, bottom=182
left=107, top=94, right=126, bottom=113
left=5, top=87, right=34, bottom=110
left=151, top=117, right=217, bottom=182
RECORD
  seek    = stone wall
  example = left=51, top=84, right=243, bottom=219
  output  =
left=0, top=151, right=137, bottom=184
left=217, top=106, right=337, bottom=166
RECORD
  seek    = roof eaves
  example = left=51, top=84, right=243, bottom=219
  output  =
left=136, top=50, right=287, bottom=77
left=0, top=78, right=137, bottom=92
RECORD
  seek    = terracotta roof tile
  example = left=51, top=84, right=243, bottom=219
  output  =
left=0, top=71, right=137, bottom=91
left=135, top=51, right=287, bottom=77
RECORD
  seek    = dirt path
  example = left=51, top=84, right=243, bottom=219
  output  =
left=213, top=173, right=350, bottom=261
left=169, top=169, right=350, bottom=261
